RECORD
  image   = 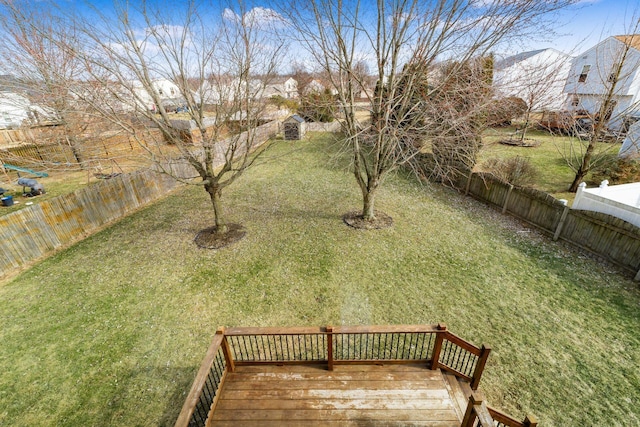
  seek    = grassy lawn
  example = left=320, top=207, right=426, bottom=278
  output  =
left=0, top=133, right=638, bottom=426
left=478, top=126, right=622, bottom=203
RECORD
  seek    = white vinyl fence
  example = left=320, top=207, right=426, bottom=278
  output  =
left=572, top=181, right=640, bottom=228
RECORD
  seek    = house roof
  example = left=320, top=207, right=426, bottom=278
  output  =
left=495, top=48, right=569, bottom=70
left=614, top=34, right=640, bottom=52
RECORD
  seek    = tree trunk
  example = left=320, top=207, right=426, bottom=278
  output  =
left=569, top=128, right=599, bottom=192
left=568, top=144, right=595, bottom=192
left=519, top=108, right=531, bottom=143
left=208, top=186, right=228, bottom=234
left=362, top=188, right=376, bottom=221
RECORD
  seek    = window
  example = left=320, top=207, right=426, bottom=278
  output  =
left=608, top=63, right=620, bottom=83
left=571, top=95, right=580, bottom=107
left=158, top=88, right=164, bottom=96
left=170, top=87, right=176, bottom=96
left=578, top=65, right=591, bottom=83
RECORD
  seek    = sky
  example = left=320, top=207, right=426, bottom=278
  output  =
left=521, top=0, right=640, bottom=56
left=4, top=0, right=637, bottom=75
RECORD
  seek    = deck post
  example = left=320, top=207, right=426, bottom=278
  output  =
left=430, top=323, right=446, bottom=370
left=461, top=392, right=494, bottom=427
left=523, top=415, right=538, bottom=427
left=461, top=393, right=479, bottom=427
left=470, top=345, right=491, bottom=390
left=326, top=326, right=334, bottom=371
left=218, top=327, right=235, bottom=373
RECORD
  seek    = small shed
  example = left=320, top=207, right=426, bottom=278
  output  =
left=283, top=114, right=307, bottom=140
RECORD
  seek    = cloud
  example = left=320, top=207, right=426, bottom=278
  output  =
left=223, top=7, right=287, bottom=28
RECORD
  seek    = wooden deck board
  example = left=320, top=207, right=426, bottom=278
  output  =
left=209, top=364, right=469, bottom=426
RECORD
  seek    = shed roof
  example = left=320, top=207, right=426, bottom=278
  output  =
left=285, top=114, right=305, bottom=123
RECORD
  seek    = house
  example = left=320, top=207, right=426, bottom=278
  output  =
left=261, top=76, right=298, bottom=99
left=129, top=78, right=186, bottom=112
left=0, top=92, right=33, bottom=129
left=303, top=79, right=327, bottom=95
left=563, top=35, right=640, bottom=131
left=619, top=120, right=640, bottom=158
left=199, top=77, right=268, bottom=105
left=493, top=48, right=572, bottom=111
left=0, top=91, right=57, bottom=129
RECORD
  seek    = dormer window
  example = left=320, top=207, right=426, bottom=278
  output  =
left=578, top=65, right=590, bottom=83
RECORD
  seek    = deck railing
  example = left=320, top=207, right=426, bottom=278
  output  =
left=461, top=393, right=538, bottom=427
left=175, top=324, right=531, bottom=427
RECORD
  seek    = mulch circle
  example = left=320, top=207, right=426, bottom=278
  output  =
left=194, top=223, right=247, bottom=249
left=342, top=210, right=393, bottom=230
left=499, top=139, right=541, bottom=147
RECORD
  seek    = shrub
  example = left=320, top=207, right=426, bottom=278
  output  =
left=486, top=97, right=528, bottom=127
left=270, top=95, right=299, bottom=111
left=482, top=156, right=538, bottom=187
left=299, top=90, right=336, bottom=122
left=591, top=157, right=640, bottom=185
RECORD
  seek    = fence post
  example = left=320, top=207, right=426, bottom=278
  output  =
left=218, top=327, right=235, bottom=373
left=326, top=326, right=334, bottom=371
left=502, top=184, right=514, bottom=214
left=430, top=323, right=446, bottom=370
left=523, top=414, right=538, bottom=427
left=470, top=345, right=491, bottom=390
left=465, top=172, right=473, bottom=196
left=553, top=200, right=570, bottom=241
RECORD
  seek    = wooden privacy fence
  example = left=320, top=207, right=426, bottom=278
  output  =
left=0, top=129, right=164, bottom=169
left=0, top=121, right=279, bottom=277
left=458, top=171, right=640, bottom=281
left=176, top=324, right=536, bottom=427
left=0, top=169, right=179, bottom=276
left=0, top=128, right=34, bottom=145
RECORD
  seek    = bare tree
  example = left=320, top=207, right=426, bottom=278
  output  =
left=59, top=1, right=287, bottom=244
left=493, top=48, right=572, bottom=143
left=0, top=1, right=101, bottom=169
left=283, top=0, right=578, bottom=225
left=564, top=19, right=640, bottom=192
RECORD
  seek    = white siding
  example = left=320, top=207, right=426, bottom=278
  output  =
left=564, top=37, right=640, bottom=130
left=494, top=49, right=571, bottom=111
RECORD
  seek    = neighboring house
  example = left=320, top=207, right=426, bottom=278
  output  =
left=304, top=79, right=326, bottom=95
left=563, top=35, right=640, bottom=131
left=0, top=92, right=31, bottom=129
left=0, top=91, right=56, bottom=129
left=261, top=77, right=298, bottom=99
left=200, top=77, right=266, bottom=105
left=619, top=120, right=640, bottom=158
left=302, top=78, right=342, bottom=96
left=130, top=78, right=186, bottom=112
left=493, top=48, right=572, bottom=111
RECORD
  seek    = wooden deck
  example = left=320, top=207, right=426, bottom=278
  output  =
left=208, top=363, right=473, bottom=426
